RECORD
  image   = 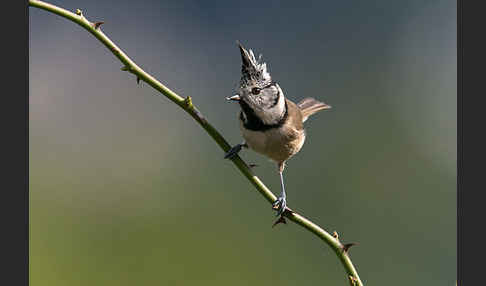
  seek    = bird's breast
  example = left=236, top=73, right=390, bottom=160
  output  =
left=239, top=115, right=306, bottom=163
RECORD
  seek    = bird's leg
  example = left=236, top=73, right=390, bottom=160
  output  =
left=224, top=142, right=247, bottom=159
left=272, top=162, right=287, bottom=216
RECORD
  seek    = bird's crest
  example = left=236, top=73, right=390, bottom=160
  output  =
left=237, top=41, right=272, bottom=88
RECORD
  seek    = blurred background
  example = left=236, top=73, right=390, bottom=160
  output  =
left=29, top=0, right=456, bottom=285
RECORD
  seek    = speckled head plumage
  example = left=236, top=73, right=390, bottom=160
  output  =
left=237, top=41, right=272, bottom=88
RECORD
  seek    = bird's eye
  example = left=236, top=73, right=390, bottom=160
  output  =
left=251, top=87, right=261, bottom=95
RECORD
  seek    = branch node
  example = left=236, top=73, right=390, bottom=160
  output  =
left=348, top=275, right=358, bottom=286
left=184, top=96, right=194, bottom=109
left=332, top=231, right=339, bottom=240
left=107, top=46, right=121, bottom=56
left=272, top=216, right=287, bottom=227
left=342, top=242, right=358, bottom=254
left=92, top=21, right=104, bottom=30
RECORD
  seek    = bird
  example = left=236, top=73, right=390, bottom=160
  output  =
left=225, top=41, right=331, bottom=217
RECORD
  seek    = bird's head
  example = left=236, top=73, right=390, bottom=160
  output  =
left=227, top=42, right=286, bottom=125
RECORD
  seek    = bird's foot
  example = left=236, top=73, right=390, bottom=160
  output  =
left=224, top=143, right=246, bottom=159
left=272, top=195, right=287, bottom=217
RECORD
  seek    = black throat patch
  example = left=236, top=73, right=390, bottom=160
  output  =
left=239, top=100, right=288, bottom=131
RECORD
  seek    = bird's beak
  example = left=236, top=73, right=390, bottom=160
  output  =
left=226, top=94, right=241, bottom=102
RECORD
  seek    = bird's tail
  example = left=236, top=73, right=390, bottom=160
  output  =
left=297, top=97, right=331, bottom=122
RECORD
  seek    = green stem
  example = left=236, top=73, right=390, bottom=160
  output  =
left=29, top=1, right=363, bottom=285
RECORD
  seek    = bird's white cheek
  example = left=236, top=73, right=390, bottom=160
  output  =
left=256, top=94, right=286, bottom=125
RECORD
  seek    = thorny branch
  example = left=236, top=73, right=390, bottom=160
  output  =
left=28, top=1, right=364, bottom=285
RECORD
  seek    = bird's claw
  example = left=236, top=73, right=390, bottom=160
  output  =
left=224, top=143, right=247, bottom=159
left=272, top=196, right=287, bottom=217
left=224, top=144, right=242, bottom=159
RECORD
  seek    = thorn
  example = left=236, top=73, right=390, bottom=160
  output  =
left=93, top=21, right=104, bottom=29
left=248, top=163, right=259, bottom=168
left=342, top=242, right=358, bottom=254
left=121, top=66, right=130, bottom=71
left=332, top=231, right=339, bottom=239
left=75, top=9, right=82, bottom=16
left=272, top=216, right=286, bottom=227
left=136, top=77, right=141, bottom=84
left=348, top=275, right=358, bottom=286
